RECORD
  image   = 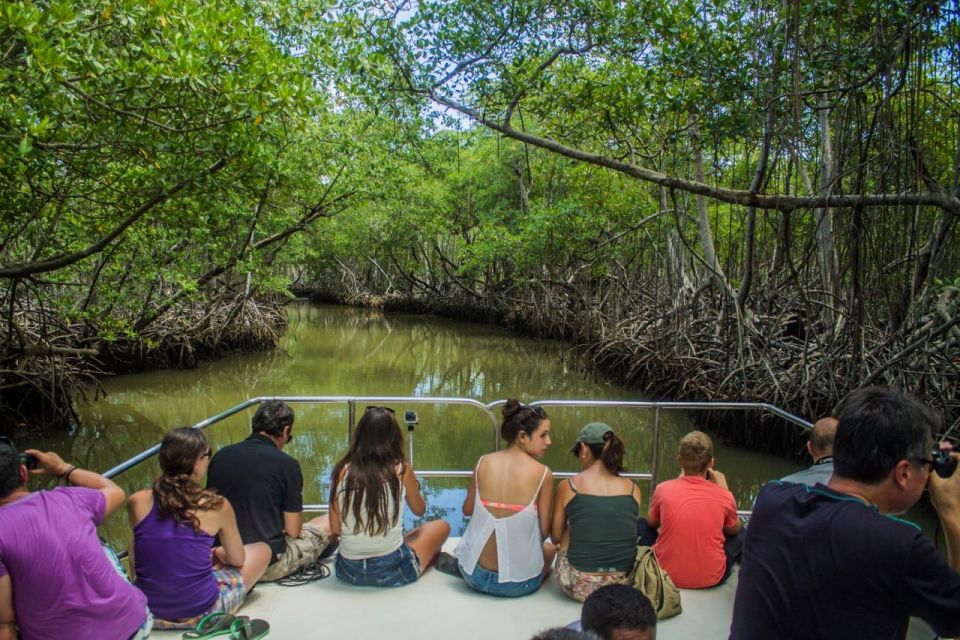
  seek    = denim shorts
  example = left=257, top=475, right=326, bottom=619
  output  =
left=461, top=562, right=544, bottom=598
left=335, top=544, right=420, bottom=587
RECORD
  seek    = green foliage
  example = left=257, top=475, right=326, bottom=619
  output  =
left=0, top=0, right=367, bottom=346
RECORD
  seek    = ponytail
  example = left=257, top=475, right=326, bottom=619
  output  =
left=587, top=431, right=626, bottom=475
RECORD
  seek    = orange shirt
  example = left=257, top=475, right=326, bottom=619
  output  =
left=648, top=476, right=738, bottom=588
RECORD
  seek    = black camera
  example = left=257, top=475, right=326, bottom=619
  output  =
left=931, top=449, right=957, bottom=478
left=18, top=453, right=39, bottom=470
left=403, top=410, right=419, bottom=426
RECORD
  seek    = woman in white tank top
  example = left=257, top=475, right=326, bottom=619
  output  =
left=329, top=406, right=450, bottom=587
left=439, top=399, right=556, bottom=597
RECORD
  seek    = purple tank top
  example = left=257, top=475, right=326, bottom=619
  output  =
left=133, top=500, right=219, bottom=620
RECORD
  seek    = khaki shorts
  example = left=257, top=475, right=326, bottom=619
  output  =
left=261, top=522, right=331, bottom=582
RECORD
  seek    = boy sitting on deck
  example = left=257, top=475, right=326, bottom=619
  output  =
left=637, top=430, right=742, bottom=589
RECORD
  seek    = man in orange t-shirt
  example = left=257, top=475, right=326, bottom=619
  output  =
left=637, top=431, right=742, bottom=588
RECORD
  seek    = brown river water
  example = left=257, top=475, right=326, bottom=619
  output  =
left=21, top=303, right=938, bottom=548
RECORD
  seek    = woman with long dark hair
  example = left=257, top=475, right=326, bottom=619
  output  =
left=439, top=399, right=556, bottom=597
left=328, top=406, right=450, bottom=587
left=127, top=428, right=271, bottom=628
left=551, top=422, right=640, bottom=602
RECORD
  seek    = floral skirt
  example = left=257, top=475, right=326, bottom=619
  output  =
left=556, top=550, right=631, bottom=602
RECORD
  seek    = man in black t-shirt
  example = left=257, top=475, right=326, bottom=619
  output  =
left=730, top=387, right=960, bottom=640
left=207, top=401, right=335, bottom=581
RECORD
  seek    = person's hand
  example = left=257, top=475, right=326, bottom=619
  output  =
left=928, top=445, right=960, bottom=516
left=212, top=546, right=227, bottom=569
left=707, top=468, right=730, bottom=489
left=23, top=449, right=70, bottom=477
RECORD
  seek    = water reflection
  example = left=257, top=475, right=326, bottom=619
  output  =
left=25, top=304, right=812, bottom=548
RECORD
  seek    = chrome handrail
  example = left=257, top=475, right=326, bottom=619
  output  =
left=512, top=399, right=811, bottom=503
left=103, top=395, right=501, bottom=479
left=104, top=396, right=811, bottom=521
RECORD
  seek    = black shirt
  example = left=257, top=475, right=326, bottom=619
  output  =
left=206, top=434, right=303, bottom=561
left=730, top=482, right=960, bottom=640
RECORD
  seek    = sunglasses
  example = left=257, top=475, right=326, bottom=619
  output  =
left=521, top=404, right=548, bottom=418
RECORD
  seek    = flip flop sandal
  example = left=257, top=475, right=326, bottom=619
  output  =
left=182, top=612, right=236, bottom=639
left=229, top=617, right=270, bottom=640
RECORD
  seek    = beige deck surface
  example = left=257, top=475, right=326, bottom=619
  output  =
left=150, top=538, right=937, bottom=639
left=150, top=539, right=740, bottom=639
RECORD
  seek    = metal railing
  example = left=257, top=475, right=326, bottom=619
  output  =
left=104, top=396, right=812, bottom=518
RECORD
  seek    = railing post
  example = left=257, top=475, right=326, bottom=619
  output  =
left=649, top=404, right=662, bottom=501
left=408, top=426, right=415, bottom=468
left=348, top=400, right=356, bottom=440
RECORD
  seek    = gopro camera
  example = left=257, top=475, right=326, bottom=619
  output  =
left=403, top=411, right=419, bottom=429
left=18, top=453, right=39, bottom=470
left=931, top=450, right=957, bottom=478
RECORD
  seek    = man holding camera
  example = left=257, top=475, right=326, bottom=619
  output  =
left=0, top=437, right=151, bottom=640
left=730, top=387, right=960, bottom=639
left=207, top=400, right=335, bottom=581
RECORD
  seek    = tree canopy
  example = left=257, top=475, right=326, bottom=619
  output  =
left=1, top=0, right=958, bottom=439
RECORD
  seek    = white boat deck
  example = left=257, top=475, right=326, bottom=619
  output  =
left=149, top=537, right=941, bottom=639
left=149, top=538, right=737, bottom=639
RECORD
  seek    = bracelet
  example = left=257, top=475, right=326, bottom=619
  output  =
left=60, top=465, right=77, bottom=484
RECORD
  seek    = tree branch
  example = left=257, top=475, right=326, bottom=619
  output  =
left=502, top=43, right=594, bottom=127
left=0, top=157, right=230, bottom=278
left=425, top=91, right=960, bottom=216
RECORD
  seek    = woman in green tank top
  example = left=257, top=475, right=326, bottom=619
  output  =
left=550, top=422, right=641, bottom=602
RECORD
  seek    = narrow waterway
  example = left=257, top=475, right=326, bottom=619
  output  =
left=28, top=304, right=812, bottom=548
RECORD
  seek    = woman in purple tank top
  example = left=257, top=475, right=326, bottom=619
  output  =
left=128, top=427, right=271, bottom=629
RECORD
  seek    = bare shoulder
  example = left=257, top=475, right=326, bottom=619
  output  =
left=540, top=462, right=553, bottom=479
left=554, top=476, right=573, bottom=499
left=207, top=497, right=232, bottom=529
left=129, top=488, right=152, bottom=503
left=127, top=489, right=153, bottom=523
left=474, top=452, right=498, bottom=474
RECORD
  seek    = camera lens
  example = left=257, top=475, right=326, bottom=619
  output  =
left=932, top=450, right=958, bottom=479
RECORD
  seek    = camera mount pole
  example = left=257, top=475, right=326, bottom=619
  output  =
left=407, top=420, right=416, bottom=468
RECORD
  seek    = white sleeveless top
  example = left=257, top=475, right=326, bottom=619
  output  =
left=454, top=457, right=548, bottom=582
left=338, top=466, right=406, bottom=560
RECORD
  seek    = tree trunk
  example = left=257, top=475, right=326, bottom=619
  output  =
left=816, top=94, right=840, bottom=330
left=691, top=125, right=728, bottom=292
